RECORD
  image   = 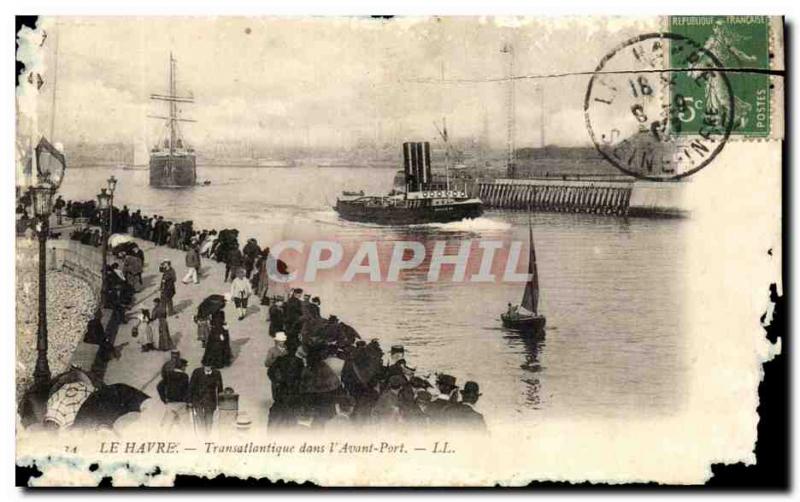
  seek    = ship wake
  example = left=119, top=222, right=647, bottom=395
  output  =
left=413, top=217, right=512, bottom=232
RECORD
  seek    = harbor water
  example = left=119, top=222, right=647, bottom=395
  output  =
left=58, top=165, right=687, bottom=428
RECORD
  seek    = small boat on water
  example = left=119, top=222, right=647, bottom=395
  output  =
left=501, top=221, right=546, bottom=334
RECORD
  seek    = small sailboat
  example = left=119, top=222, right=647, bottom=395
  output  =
left=501, top=220, right=546, bottom=334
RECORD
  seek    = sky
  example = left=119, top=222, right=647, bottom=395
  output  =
left=22, top=16, right=660, bottom=153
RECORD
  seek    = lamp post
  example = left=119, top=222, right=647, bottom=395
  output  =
left=97, top=188, right=112, bottom=306
left=107, top=175, right=117, bottom=233
left=30, top=184, right=56, bottom=391
left=99, top=176, right=118, bottom=303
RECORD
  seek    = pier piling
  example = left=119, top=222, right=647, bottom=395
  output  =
left=475, top=178, right=643, bottom=217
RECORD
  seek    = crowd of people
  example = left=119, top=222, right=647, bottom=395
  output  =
left=64, top=197, right=486, bottom=434
left=262, top=286, right=486, bottom=432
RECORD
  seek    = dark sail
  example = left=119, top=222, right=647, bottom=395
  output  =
left=521, top=222, right=539, bottom=314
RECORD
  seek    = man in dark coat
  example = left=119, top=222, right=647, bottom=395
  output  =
left=189, top=365, right=223, bottom=433
left=426, top=374, right=459, bottom=424
left=160, top=260, right=177, bottom=315
left=268, top=299, right=285, bottom=337
left=267, top=348, right=305, bottom=429
left=372, top=374, right=405, bottom=423
left=224, top=242, right=243, bottom=282
left=446, top=381, right=486, bottom=432
left=285, top=288, right=303, bottom=328
left=381, top=345, right=412, bottom=390
left=308, top=297, right=321, bottom=318
left=161, top=350, right=182, bottom=380
left=122, top=252, right=143, bottom=289
left=159, top=358, right=189, bottom=402
left=132, top=245, right=145, bottom=269
left=242, top=238, right=260, bottom=279
left=119, top=205, right=130, bottom=233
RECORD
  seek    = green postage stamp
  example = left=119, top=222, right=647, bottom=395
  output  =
left=669, top=16, right=772, bottom=138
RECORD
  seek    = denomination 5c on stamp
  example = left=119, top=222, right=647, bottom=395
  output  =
left=669, top=16, right=771, bottom=138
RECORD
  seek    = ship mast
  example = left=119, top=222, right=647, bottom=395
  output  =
left=149, top=53, right=195, bottom=155
left=438, top=62, right=451, bottom=192
left=434, top=118, right=451, bottom=192
left=169, top=52, right=176, bottom=157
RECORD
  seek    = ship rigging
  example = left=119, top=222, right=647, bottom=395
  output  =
left=148, top=53, right=197, bottom=188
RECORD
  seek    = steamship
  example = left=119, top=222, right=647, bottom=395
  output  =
left=335, top=141, right=483, bottom=225
left=149, top=53, right=197, bottom=188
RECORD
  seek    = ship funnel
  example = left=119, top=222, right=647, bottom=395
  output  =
left=402, top=141, right=432, bottom=192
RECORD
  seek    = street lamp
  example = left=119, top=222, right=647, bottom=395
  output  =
left=106, top=176, right=117, bottom=235
left=30, top=184, right=56, bottom=391
left=97, top=188, right=112, bottom=306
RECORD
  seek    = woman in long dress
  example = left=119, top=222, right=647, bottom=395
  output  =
left=135, top=309, right=156, bottom=352
left=202, top=320, right=231, bottom=368
left=152, top=298, right=174, bottom=351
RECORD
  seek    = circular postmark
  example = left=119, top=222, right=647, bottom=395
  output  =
left=584, top=32, right=735, bottom=181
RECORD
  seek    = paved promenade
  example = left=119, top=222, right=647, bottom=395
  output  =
left=102, top=237, right=280, bottom=432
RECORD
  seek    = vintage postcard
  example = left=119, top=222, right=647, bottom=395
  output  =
left=15, top=15, right=783, bottom=486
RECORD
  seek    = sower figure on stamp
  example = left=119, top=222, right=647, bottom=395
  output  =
left=189, top=364, right=223, bottom=434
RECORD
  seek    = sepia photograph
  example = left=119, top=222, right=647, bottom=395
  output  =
left=14, top=12, right=784, bottom=487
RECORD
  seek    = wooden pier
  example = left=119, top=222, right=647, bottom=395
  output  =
left=473, top=178, right=687, bottom=218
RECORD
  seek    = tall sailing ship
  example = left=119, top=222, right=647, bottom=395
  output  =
left=149, top=53, right=197, bottom=188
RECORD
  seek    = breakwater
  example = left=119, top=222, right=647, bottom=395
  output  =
left=473, top=178, right=688, bottom=218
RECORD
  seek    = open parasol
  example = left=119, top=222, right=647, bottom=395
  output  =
left=72, top=383, right=150, bottom=429
left=197, top=294, right=227, bottom=319
left=300, top=318, right=362, bottom=349
left=45, top=382, right=96, bottom=429
left=109, top=233, right=134, bottom=249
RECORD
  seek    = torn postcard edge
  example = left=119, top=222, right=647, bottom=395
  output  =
left=15, top=15, right=783, bottom=486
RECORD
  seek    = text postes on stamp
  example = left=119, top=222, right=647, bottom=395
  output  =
left=584, top=33, right=734, bottom=181
left=669, top=16, right=771, bottom=139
